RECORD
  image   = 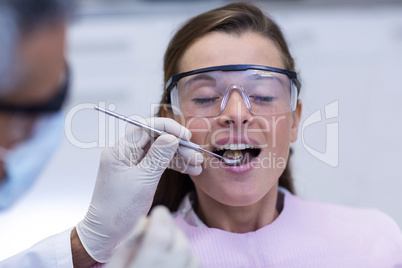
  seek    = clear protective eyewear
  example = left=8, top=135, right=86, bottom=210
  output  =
left=165, top=65, right=301, bottom=117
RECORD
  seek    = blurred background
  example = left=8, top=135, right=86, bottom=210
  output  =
left=1, top=0, right=401, bottom=260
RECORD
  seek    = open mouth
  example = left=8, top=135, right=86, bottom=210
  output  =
left=213, top=144, right=261, bottom=165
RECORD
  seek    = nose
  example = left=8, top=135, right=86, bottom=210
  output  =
left=218, top=86, right=253, bottom=126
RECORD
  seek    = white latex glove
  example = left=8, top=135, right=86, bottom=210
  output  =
left=106, top=206, right=201, bottom=268
left=76, top=117, right=204, bottom=262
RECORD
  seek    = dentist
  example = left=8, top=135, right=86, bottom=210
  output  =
left=0, top=0, right=202, bottom=267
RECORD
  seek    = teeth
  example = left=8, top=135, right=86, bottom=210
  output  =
left=223, top=150, right=243, bottom=160
left=215, top=143, right=255, bottom=151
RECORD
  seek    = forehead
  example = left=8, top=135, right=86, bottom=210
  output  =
left=179, top=31, right=285, bottom=73
left=1, top=23, right=66, bottom=106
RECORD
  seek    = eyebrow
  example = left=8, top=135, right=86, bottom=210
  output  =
left=182, top=73, right=217, bottom=88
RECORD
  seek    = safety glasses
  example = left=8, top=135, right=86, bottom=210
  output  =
left=165, top=64, right=301, bottom=117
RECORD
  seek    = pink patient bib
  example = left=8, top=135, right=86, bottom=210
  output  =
left=174, top=193, right=402, bottom=268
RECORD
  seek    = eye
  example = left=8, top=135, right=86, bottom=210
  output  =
left=249, top=95, right=276, bottom=103
left=192, top=97, right=220, bottom=104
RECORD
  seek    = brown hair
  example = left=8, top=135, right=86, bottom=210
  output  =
left=152, top=2, right=297, bottom=212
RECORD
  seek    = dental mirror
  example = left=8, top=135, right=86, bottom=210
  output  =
left=94, top=106, right=242, bottom=166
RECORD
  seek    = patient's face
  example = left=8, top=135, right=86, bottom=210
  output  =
left=172, top=31, right=301, bottom=208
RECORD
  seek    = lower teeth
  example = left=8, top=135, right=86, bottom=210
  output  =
left=223, top=150, right=243, bottom=160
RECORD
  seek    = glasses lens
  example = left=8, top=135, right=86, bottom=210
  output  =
left=171, top=69, right=297, bottom=116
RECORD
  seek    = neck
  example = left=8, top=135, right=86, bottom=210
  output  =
left=195, top=185, right=280, bottom=233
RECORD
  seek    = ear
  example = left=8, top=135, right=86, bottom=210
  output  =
left=290, top=100, right=302, bottom=142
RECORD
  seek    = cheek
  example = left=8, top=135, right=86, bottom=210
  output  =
left=260, top=115, right=292, bottom=149
left=181, top=116, right=212, bottom=146
left=253, top=115, right=293, bottom=172
left=244, top=115, right=292, bottom=153
left=0, top=115, right=31, bottom=148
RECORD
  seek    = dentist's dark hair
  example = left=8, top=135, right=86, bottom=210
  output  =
left=153, top=2, right=298, bottom=212
left=0, top=0, right=74, bottom=29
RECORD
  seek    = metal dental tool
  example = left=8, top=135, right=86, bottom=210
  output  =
left=94, top=106, right=242, bottom=166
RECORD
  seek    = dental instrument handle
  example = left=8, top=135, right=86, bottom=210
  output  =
left=94, top=106, right=166, bottom=136
left=94, top=106, right=228, bottom=162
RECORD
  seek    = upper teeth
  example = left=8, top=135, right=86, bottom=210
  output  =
left=215, top=144, right=255, bottom=151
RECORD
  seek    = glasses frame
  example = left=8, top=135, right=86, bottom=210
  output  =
left=165, top=64, right=301, bottom=104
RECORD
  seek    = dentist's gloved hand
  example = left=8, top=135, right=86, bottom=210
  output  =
left=76, top=117, right=203, bottom=263
left=106, top=206, right=201, bottom=268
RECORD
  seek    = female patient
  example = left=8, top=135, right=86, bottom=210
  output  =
left=84, top=2, right=402, bottom=267
left=151, top=2, right=402, bottom=266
